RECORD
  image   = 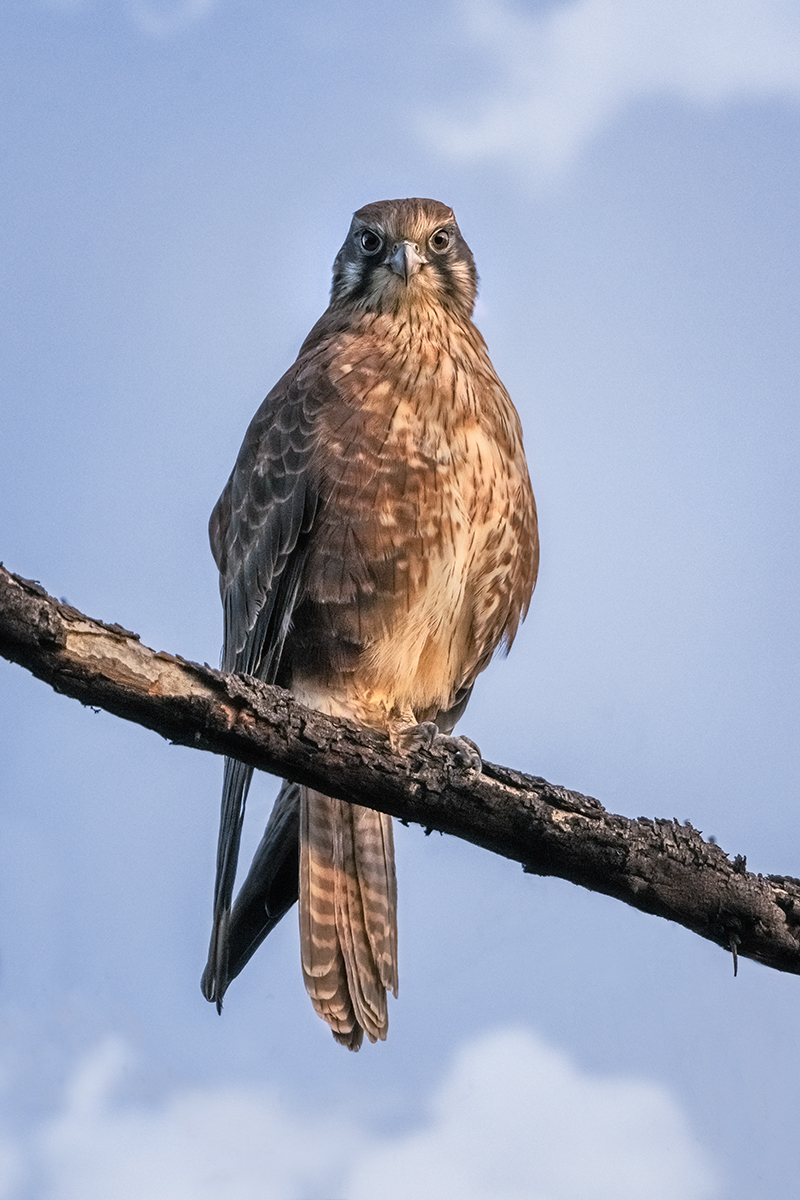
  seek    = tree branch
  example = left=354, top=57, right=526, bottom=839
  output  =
left=2, top=561, right=799, bottom=978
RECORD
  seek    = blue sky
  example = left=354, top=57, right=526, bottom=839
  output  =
left=1, top=0, right=799, bottom=1195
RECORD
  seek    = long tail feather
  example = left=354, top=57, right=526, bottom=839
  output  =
left=299, top=788, right=397, bottom=1049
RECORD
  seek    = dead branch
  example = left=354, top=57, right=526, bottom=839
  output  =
left=1, top=561, right=799, bottom=978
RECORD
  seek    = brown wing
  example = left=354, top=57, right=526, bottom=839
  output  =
left=202, top=366, right=323, bottom=1007
left=211, top=371, right=324, bottom=676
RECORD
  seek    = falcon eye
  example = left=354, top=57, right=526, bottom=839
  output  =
left=429, top=229, right=451, bottom=253
left=359, top=230, right=383, bottom=255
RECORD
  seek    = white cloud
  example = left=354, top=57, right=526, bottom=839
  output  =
left=0, top=1029, right=720, bottom=1200
left=423, top=0, right=800, bottom=177
left=127, top=0, right=217, bottom=37
left=32, top=1037, right=363, bottom=1200
left=347, top=1030, right=720, bottom=1200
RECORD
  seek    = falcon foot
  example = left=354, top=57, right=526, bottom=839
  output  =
left=438, top=734, right=482, bottom=779
left=393, top=722, right=483, bottom=779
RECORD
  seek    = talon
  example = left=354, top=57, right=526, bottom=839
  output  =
left=392, top=721, right=439, bottom=754
left=437, top=734, right=482, bottom=778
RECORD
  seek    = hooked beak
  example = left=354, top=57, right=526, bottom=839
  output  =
left=389, top=240, right=426, bottom=284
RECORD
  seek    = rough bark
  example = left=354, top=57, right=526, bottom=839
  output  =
left=1, top=562, right=799, bottom=978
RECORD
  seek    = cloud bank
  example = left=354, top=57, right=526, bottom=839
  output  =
left=424, top=0, right=800, bottom=177
left=3, top=1029, right=719, bottom=1199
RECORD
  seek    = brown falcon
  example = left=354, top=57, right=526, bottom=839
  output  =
left=202, top=198, right=538, bottom=1050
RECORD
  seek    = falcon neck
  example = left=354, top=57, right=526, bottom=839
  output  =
left=357, top=303, right=488, bottom=367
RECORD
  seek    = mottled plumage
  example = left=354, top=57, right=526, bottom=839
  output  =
left=202, top=198, right=538, bottom=1049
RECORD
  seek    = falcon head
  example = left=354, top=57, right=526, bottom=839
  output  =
left=330, top=198, right=478, bottom=319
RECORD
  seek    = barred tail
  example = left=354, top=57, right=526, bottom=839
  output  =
left=299, top=787, right=398, bottom=1050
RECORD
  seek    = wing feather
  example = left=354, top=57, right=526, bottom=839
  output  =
left=223, top=780, right=301, bottom=986
left=211, top=374, right=322, bottom=673
left=202, top=368, right=323, bottom=1007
